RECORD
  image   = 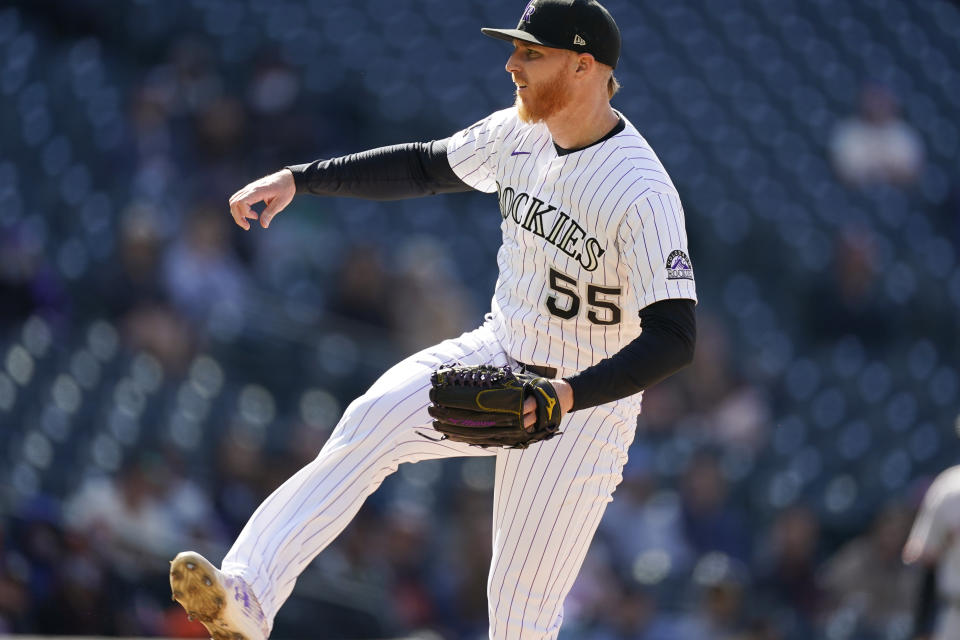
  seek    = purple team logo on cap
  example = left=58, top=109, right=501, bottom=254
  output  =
left=521, top=1, right=537, bottom=23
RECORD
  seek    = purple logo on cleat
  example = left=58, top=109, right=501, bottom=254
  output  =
left=235, top=585, right=251, bottom=609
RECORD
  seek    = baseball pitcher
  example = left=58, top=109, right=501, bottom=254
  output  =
left=170, top=1, right=698, bottom=638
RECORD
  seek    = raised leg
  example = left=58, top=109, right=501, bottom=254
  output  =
left=219, top=326, right=505, bottom=631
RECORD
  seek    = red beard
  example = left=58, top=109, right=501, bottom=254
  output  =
left=515, top=67, right=572, bottom=124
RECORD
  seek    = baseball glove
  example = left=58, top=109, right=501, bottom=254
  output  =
left=425, top=364, right=562, bottom=449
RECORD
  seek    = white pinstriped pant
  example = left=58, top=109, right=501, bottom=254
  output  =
left=222, top=322, right=638, bottom=639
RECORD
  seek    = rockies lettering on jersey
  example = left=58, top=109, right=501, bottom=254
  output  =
left=497, top=184, right=606, bottom=271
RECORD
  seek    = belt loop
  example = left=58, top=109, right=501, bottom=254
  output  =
left=521, top=363, right=558, bottom=379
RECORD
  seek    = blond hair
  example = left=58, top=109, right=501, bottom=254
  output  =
left=607, top=73, right=620, bottom=99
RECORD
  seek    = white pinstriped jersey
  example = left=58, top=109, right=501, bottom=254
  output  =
left=447, top=107, right=697, bottom=374
left=906, top=466, right=960, bottom=599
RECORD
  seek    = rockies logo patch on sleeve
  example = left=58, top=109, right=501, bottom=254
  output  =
left=666, top=250, right=694, bottom=280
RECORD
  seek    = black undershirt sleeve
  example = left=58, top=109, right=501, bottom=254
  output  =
left=285, top=138, right=473, bottom=200
left=564, top=298, right=696, bottom=411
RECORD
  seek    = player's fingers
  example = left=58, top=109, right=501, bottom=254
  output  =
left=228, top=198, right=254, bottom=230
left=523, top=397, right=537, bottom=431
left=260, top=192, right=293, bottom=229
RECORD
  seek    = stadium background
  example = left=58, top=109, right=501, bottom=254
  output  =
left=1, top=0, right=959, bottom=638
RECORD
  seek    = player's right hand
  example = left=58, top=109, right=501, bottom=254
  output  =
left=228, top=169, right=296, bottom=230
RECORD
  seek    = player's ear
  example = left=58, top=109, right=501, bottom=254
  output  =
left=574, top=53, right=594, bottom=75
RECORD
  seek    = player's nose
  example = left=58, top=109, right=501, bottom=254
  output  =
left=505, top=49, right=523, bottom=75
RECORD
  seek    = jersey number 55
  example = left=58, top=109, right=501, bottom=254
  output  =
left=546, top=267, right=622, bottom=325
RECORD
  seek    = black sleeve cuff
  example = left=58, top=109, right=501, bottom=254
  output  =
left=285, top=163, right=312, bottom=194
left=564, top=298, right=696, bottom=411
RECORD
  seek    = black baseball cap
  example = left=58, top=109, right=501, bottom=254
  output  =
left=481, top=0, right=621, bottom=69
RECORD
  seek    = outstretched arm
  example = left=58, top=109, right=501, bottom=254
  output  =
left=227, top=138, right=472, bottom=230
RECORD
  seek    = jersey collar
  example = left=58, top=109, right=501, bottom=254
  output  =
left=553, top=114, right=625, bottom=156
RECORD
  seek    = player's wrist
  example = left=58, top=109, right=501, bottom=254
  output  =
left=551, top=379, right=574, bottom=415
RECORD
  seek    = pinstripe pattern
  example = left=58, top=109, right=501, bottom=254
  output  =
left=217, top=106, right=695, bottom=640
left=222, top=323, right=641, bottom=639
left=487, top=404, right=635, bottom=638
left=448, top=107, right=696, bottom=374
left=444, top=106, right=695, bottom=637
left=222, top=326, right=505, bottom=626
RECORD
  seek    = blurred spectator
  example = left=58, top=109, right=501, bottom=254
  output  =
left=158, top=447, right=230, bottom=560
left=381, top=506, right=435, bottom=633
left=678, top=313, right=737, bottom=414
left=31, top=532, right=114, bottom=635
left=162, top=204, right=249, bottom=334
left=389, top=235, right=478, bottom=354
left=434, top=488, right=493, bottom=638
left=0, top=567, right=28, bottom=634
left=575, top=579, right=674, bottom=640
left=245, top=55, right=314, bottom=166
left=753, top=504, right=824, bottom=636
left=164, top=36, right=223, bottom=118
left=940, top=177, right=960, bottom=251
left=306, top=505, right=395, bottom=638
left=195, top=95, right=247, bottom=162
left=0, top=521, right=33, bottom=633
left=0, top=229, right=41, bottom=329
left=121, top=303, right=196, bottom=374
left=100, top=204, right=197, bottom=372
left=803, top=226, right=891, bottom=347
left=327, top=242, right=396, bottom=330
left=598, top=446, right=693, bottom=576
left=830, top=83, right=924, bottom=189
left=213, top=430, right=271, bottom=536
left=680, top=450, right=751, bottom=563
left=129, top=81, right=179, bottom=214
left=708, top=382, right=770, bottom=453
left=819, top=501, right=920, bottom=636
left=642, top=314, right=769, bottom=452
left=101, top=204, right=168, bottom=315
left=674, top=552, right=755, bottom=640
left=62, top=457, right=180, bottom=581
left=0, top=223, right=68, bottom=330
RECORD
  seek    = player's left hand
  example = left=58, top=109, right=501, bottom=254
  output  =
left=427, top=365, right=565, bottom=449
left=523, top=379, right=573, bottom=431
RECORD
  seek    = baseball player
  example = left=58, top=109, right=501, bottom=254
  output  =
left=169, top=1, right=697, bottom=638
left=903, top=465, right=960, bottom=640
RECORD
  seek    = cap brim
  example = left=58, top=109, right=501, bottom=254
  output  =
left=481, top=27, right=549, bottom=47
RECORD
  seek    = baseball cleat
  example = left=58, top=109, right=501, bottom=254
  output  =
left=170, top=551, right=269, bottom=640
